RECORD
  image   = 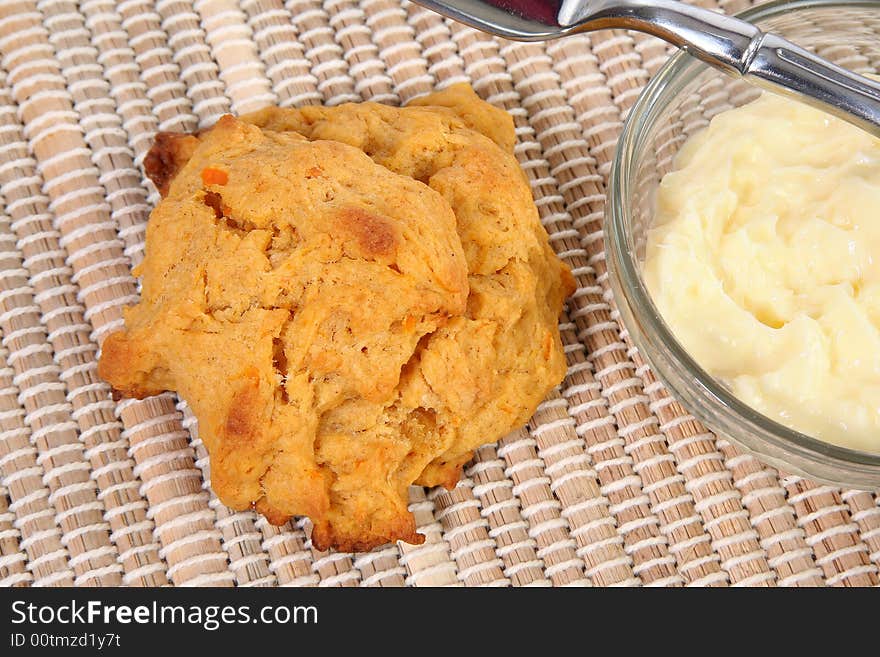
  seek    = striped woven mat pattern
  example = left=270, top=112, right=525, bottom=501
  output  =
left=0, top=0, right=878, bottom=587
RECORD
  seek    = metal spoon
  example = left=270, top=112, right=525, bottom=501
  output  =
left=412, top=0, right=880, bottom=137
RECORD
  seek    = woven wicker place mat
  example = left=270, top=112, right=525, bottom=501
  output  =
left=0, top=0, right=877, bottom=588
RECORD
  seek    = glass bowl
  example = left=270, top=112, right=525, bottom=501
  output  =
left=606, top=0, right=880, bottom=489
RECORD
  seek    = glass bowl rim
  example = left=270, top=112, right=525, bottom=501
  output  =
left=607, top=0, right=880, bottom=482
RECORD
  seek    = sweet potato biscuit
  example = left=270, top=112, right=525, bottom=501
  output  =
left=99, top=85, right=574, bottom=551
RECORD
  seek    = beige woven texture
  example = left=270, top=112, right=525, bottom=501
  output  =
left=0, top=0, right=878, bottom=587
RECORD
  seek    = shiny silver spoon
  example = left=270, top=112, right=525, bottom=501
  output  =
left=413, top=0, right=880, bottom=137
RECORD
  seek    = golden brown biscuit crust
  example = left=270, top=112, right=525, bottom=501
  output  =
left=143, top=132, right=199, bottom=196
left=100, top=85, right=572, bottom=551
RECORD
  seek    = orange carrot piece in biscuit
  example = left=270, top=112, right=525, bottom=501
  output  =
left=201, top=167, right=228, bottom=186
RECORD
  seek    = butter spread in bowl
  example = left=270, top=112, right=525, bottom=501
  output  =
left=644, top=90, right=880, bottom=453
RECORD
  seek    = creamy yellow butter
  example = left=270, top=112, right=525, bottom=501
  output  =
left=644, top=91, right=880, bottom=453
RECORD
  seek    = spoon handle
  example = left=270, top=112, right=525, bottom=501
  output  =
left=742, top=33, right=880, bottom=136
left=563, top=0, right=880, bottom=136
